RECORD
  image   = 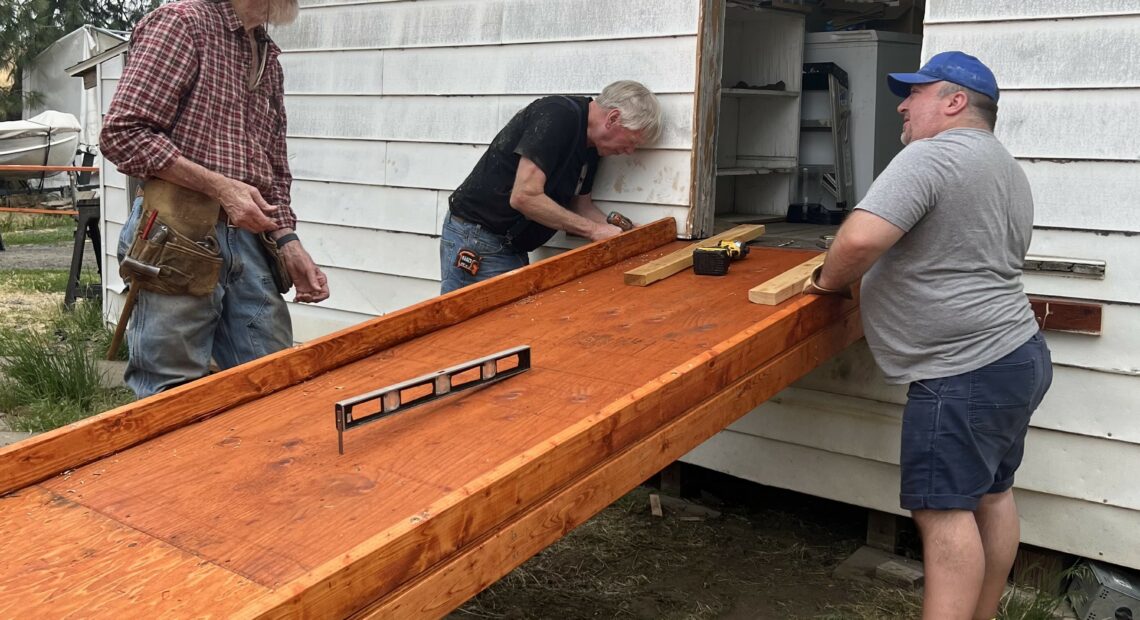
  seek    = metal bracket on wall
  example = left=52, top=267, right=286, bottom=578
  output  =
left=1023, top=255, right=1106, bottom=279
left=334, top=345, right=532, bottom=454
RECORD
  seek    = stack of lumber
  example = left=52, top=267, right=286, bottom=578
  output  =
left=0, top=219, right=861, bottom=618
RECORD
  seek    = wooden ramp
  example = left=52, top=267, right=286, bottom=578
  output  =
left=0, top=219, right=862, bottom=618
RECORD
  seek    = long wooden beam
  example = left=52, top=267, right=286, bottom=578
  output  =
left=237, top=292, right=859, bottom=618
left=623, top=224, right=766, bottom=286
left=0, top=219, right=677, bottom=496
left=358, top=309, right=863, bottom=618
left=748, top=253, right=826, bottom=305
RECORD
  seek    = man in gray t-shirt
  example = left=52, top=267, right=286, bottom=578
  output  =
left=804, top=52, right=1052, bottom=620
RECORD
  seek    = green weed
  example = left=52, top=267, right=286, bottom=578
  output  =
left=0, top=212, right=65, bottom=233
left=0, top=268, right=99, bottom=294
left=3, top=227, right=75, bottom=245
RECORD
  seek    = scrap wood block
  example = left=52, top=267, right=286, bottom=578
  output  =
left=623, top=224, right=766, bottom=286
left=748, top=254, right=826, bottom=305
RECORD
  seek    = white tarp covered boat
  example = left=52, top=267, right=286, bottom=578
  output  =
left=0, top=111, right=82, bottom=177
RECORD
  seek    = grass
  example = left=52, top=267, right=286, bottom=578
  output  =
left=0, top=298, right=132, bottom=433
left=0, top=268, right=99, bottom=294
left=0, top=212, right=74, bottom=245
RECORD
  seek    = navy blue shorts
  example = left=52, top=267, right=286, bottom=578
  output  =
left=899, top=332, right=1052, bottom=512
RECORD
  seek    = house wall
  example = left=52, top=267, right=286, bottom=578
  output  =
left=683, top=1, right=1140, bottom=569
left=272, top=0, right=703, bottom=341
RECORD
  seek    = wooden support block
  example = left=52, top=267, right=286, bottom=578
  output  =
left=866, top=510, right=903, bottom=554
left=748, top=254, right=826, bottom=305
left=623, top=224, right=765, bottom=286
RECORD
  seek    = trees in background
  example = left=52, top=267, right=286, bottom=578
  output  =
left=0, top=0, right=159, bottom=120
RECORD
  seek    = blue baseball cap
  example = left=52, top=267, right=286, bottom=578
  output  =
left=887, top=51, right=1000, bottom=101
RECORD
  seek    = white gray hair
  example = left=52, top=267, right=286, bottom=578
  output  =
left=596, top=80, right=662, bottom=143
left=268, top=0, right=300, bottom=25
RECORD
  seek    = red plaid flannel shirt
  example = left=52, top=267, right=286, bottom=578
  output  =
left=101, top=0, right=295, bottom=229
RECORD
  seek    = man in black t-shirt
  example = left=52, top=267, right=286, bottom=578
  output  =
left=440, top=80, right=662, bottom=293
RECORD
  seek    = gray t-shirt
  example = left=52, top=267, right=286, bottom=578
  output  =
left=856, top=128, right=1039, bottom=384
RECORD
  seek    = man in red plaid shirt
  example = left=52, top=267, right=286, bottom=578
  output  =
left=102, top=0, right=329, bottom=398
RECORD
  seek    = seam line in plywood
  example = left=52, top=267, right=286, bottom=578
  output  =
left=278, top=33, right=699, bottom=55
left=925, top=12, right=1140, bottom=25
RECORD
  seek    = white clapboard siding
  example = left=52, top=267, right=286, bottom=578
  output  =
left=723, top=387, right=1140, bottom=511
left=319, top=266, right=437, bottom=316
left=1023, top=160, right=1140, bottom=233
left=289, top=138, right=694, bottom=206
left=793, top=340, right=1140, bottom=446
left=681, top=436, right=1140, bottom=570
left=278, top=0, right=699, bottom=51
left=790, top=303, right=1138, bottom=377
left=292, top=180, right=440, bottom=236
left=284, top=94, right=695, bottom=151
left=282, top=37, right=697, bottom=96
left=1042, top=304, right=1140, bottom=374
left=928, top=1, right=1140, bottom=21
left=289, top=301, right=376, bottom=343
left=922, top=17, right=1140, bottom=89
left=996, top=89, right=1140, bottom=160
left=102, top=162, right=126, bottom=192
left=103, top=186, right=130, bottom=224
left=1025, top=229, right=1139, bottom=303
left=301, top=222, right=438, bottom=280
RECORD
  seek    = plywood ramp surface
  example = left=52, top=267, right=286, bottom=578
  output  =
left=0, top=229, right=852, bottom=618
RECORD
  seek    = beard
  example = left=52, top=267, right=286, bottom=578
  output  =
left=267, top=0, right=300, bottom=25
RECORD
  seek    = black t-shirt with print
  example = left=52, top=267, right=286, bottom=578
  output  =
left=449, top=95, right=600, bottom=252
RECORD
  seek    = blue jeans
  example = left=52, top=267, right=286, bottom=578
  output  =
left=899, top=332, right=1052, bottom=511
left=439, top=212, right=528, bottom=294
left=118, top=196, right=292, bottom=398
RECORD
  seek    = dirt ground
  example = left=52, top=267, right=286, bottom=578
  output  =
left=451, top=471, right=923, bottom=620
left=0, top=241, right=79, bottom=332
left=3, top=239, right=924, bottom=619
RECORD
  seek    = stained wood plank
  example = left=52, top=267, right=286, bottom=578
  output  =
left=1028, top=295, right=1102, bottom=335
left=0, top=219, right=676, bottom=496
left=362, top=309, right=863, bottom=618
left=231, top=253, right=850, bottom=618
left=748, top=254, right=826, bottom=305
left=0, top=487, right=265, bottom=618
left=623, top=224, right=765, bottom=286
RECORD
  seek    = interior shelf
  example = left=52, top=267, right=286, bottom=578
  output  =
left=716, top=166, right=795, bottom=176
left=722, top=88, right=800, bottom=98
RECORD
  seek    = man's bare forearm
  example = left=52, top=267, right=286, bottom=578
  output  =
left=153, top=157, right=228, bottom=201
left=511, top=191, right=598, bottom=237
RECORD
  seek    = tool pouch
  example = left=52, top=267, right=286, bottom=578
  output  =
left=122, top=217, right=223, bottom=297
left=119, top=179, right=224, bottom=297
left=257, top=232, right=293, bottom=295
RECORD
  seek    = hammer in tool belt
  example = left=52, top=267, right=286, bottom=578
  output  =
left=106, top=214, right=167, bottom=359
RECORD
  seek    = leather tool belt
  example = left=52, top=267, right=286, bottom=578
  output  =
left=120, top=179, right=223, bottom=297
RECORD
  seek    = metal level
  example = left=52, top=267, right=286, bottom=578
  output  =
left=335, top=345, right=532, bottom=454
